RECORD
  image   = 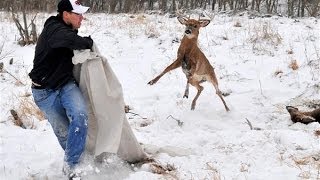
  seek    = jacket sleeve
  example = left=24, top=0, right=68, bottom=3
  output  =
left=48, top=27, right=93, bottom=50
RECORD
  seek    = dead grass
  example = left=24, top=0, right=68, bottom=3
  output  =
left=249, top=21, right=282, bottom=56
left=290, top=154, right=320, bottom=179
left=240, top=163, right=250, bottom=172
left=150, top=162, right=176, bottom=174
left=147, top=161, right=178, bottom=179
left=145, top=23, right=160, bottom=38
left=18, top=95, right=45, bottom=125
left=111, top=14, right=156, bottom=39
left=205, top=162, right=222, bottom=180
left=6, top=94, right=44, bottom=129
left=289, top=59, right=299, bottom=70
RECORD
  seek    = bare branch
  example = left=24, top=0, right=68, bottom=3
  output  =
left=245, top=118, right=253, bottom=130
left=245, top=118, right=262, bottom=130
left=167, top=115, right=184, bottom=127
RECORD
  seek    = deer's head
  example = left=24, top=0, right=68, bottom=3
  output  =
left=177, top=16, right=210, bottom=39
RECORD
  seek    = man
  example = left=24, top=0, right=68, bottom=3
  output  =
left=29, top=0, right=93, bottom=176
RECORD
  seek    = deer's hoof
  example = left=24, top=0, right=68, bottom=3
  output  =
left=191, top=104, right=196, bottom=110
left=222, top=92, right=231, bottom=97
left=183, top=95, right=188, bottom=98
left=148, top=81, right=154, bottom=85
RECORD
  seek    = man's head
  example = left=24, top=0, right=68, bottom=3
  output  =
left=58, top=0, right=89, bottom=29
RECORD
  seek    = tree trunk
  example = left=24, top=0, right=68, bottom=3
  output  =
left=123, top=0, right=132, bottom=12
left=301, top=0, right=305, bottom=17
left=109, top=0, right=117, bottom=13
left=179, top=0, right=184, bottom=9
left=172, top=0, right=176, bottom=12
left=161, top=0, right=167, bottom=12
left=251, top=0, right=255, bottom=10
left=148, top=0, right=154, bottom=10
left=22, top=0, right=30, bottom=44
left=212, top=0, right=216, bottom=10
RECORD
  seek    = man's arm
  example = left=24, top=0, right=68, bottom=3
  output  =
left=48, top=28, right=93, bottom=50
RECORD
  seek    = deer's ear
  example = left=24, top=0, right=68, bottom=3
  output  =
left=177, top=16, right=188, bottom=25
left=199, top=20, right=210, bottom=27
left=286, top=106, right=298, bottom=112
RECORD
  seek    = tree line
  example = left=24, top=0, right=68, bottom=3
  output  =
left=2, top=0, right=319, bottom=17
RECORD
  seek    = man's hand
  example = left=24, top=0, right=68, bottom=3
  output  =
left=84, top=36, right=93, bottom=48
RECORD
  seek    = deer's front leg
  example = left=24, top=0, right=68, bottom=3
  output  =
left=148, top=59, right=181, bottom=85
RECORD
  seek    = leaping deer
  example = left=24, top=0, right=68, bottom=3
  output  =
left=148, top=16, right=229, bottom=111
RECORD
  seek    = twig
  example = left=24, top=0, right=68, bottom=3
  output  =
left=167, top=115, right=184, bottom=127
left=127, top=112, right=147, bottom=119
left=245, top=118, right=253, bottom=130
left=258, top=78, right=264, bottom=96
left=125, top=105, right=148, bottom=119
left=0, top=120, right=10, bottom=124
left=2, top=69, right=25, bottom=86
left=245, top=118, right=262, bottom=130
left=27, top=13, right=38, bottom=29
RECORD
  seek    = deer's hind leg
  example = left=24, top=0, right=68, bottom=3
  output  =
left=183, top=79, right=190, bottom=98
left=208, top=75, right=230, bottom=111
left=188, top=78, right=204, bottom=110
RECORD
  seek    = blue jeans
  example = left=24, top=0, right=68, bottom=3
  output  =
left=32, top=81, right=88, bottom=167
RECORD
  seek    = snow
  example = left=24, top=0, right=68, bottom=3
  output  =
left=0, top=12, right=319, bottom=179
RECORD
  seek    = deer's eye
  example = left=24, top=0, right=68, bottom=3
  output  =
left=193, top=25, right=197, bottom=28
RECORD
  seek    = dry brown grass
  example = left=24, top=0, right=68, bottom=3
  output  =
left=289, top=59, right=299, bottom=70
left=250, top=22, right=282, bottom=44
left=290, top=154, right=320, bottom=179
left=18, top=95, right=45, bottom=124
left=249, top=21, right=282, bottom=56
left=150, top=162, right=176, bottom=174
left=147, top=161, right=178, bottom=179
left=110, top=14, right=153, bottom=39
left=205, top=162, right=222, bottom=180
left=5, top=89, right=44, bottom=128
left=145, top=23, right=160, bottom=38
left=240, top=163, right=250, bottom=172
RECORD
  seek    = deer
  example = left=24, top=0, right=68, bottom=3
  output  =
left=286, top=106, right=320, bottom=124
left=148, top=16, right=229, bottom=111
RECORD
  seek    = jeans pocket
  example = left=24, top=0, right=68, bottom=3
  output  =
left=32, top=88, right=52, bottom=103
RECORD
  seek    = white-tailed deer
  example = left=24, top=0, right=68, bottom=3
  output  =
left=148, top=16, right=229, bottom=111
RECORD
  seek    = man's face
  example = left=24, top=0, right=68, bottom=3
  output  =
left=63, top=11, right=84, bottom=29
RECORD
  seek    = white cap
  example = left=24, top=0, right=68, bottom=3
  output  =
left=58, top=0, right=89, bottom=14
left=70, top=0, right=89, bottom=14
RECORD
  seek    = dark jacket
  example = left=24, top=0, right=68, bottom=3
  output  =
left=29, top=15, right=93, bottom=89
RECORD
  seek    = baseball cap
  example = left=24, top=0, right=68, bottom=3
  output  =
left=58, top=0, right=89, bottom=14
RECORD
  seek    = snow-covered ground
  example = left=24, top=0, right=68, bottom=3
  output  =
left=0, top=11, right=319, bottom=179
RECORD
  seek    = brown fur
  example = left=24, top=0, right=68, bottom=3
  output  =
left=286, top=106, right=320, bottom=124
left=148, top=16, right=229, bottom=111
